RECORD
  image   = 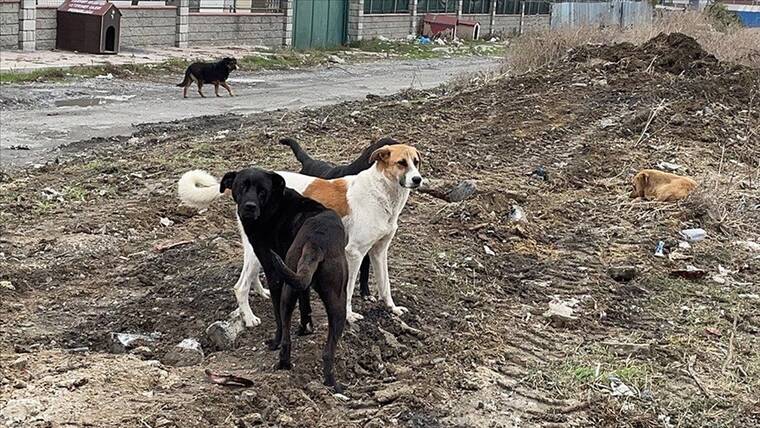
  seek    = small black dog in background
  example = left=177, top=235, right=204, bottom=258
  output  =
left=177, top=57, right=237, bottom=98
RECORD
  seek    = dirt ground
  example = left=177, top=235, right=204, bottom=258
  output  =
left=1, top=33, right=759, bottom=427
left=0, top=56, right=497, bottom=168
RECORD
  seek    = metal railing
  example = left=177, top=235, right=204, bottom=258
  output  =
left=463, top=0, right=491, bottom=13
left=496, top=0, right=551, bottom=14
left=417, top=0, right=458, bottom=12
left=190, top=0, right=284, bottom=13
left=364, top=0, right=410, bottom=14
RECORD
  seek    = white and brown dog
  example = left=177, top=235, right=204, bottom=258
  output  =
left=178, top=144, right=423, bottom=325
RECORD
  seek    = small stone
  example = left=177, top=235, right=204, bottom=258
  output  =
left=162, top=338, right=204, bottom=367
left=111, top=332, right=155, bottom=354
left=374, top=383, right=413, bottom=404
left=276, top=414, right=294, bottom=426
left=240, top=413, right=263, bottom=427
left=608, top=266, right=637, bottom=282
left=130, top=346, right=154, bottom=359
left=0, top=398, right=43, bottom=424
left=327, top=54, right=346, bottom=64
left=160, top=217, right=174, bottom=227
left=11, top=356, right=29, bottom=370
left=364, top=418, right=385, bottom=428
left=484, top=245, right=496, bottom=256
left=377, top=328, right=406, bottom=351
left=543, top=299, right=579, bottom=327
left=206, top=317, right=245, bottom=350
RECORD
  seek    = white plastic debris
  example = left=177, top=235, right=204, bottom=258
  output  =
left=509, top=204, right=525, bottom=222
left=483, top=245, right=496, bottom=256
left=680, top=228, right=707, bottom=242
left=609, top=375, right=636, bottom=397
left=678, top=241, right=691, bottom=250
left=0, top=280, right=14, bottom=291
left=160, top=217, right=174, bottom=227
left=737, top=240, right=760, bottom=252
left=656, top=161, right=682, bottom=171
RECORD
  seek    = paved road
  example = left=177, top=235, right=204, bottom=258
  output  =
left=0, top=57, right=498, bottom=167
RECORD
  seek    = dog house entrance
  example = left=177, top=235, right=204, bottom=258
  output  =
left=105, top=26, right=116, bottom=52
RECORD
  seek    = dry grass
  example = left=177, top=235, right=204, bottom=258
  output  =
left=504, top=11, right=760, bottom=73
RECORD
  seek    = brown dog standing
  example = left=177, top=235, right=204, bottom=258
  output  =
left=630, top=169, right=697, bottom=201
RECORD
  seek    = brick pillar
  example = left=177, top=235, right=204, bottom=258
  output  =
left=283, top=0, right=293, bottom=47
left=176, top=0, right=189, bottom=48
left=347, top=0, right=363, bottom=42
left=410, top=0, right=418, bottom=36
left=18, top=0, right=35, bottom=51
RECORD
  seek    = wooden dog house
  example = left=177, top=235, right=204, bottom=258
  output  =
left=57, top=0, right=122, bottom=54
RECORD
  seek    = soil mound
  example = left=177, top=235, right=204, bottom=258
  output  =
left=571, top=32, right=721, bottom=75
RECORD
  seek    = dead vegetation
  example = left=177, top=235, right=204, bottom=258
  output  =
left=1, top=33, right=759, bottom=427
left=504, top=11, right=760, bottom=73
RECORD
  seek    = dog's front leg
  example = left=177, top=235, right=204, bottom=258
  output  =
left=370, top=230, right=407, bottom=317
left=221, top=82, right=234, bottom=97
left=213, top=82, right=220, bottom=97
left=344, top=246, right=367, bottom=323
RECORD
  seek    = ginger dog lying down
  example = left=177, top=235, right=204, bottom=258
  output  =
left=630, top=169, right=697, bottom=201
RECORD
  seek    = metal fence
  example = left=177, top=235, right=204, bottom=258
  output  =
left=417, top=0, right=458, bottom=12
left=364, top=0, right=411, bottom=13
left=496, top=0, right=552, bottom=14
left=190, top=0, right=284, bottom=13
left=550, top=0, right=652, bottom=27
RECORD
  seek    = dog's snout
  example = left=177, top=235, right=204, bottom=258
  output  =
left=244, top=202, right=258, bottom=211
left=412, top=176, right=422, bottom=185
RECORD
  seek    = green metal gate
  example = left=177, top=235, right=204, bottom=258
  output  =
left=293, top=0, right=348, bottom=50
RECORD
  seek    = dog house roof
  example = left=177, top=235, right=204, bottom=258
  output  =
left=58, top=0, right=119, bottom=16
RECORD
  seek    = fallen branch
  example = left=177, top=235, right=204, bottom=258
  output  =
left=687, top=355, right=713, bottom=399
left=635, top=99, right=666, bottom=146
left=722, top=311, right=738, bottom=374
left=153, top=240, right=193, bottom=253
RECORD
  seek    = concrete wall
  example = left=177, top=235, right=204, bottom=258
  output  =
left=120, top=6, right=177, bottom=47
left=492, top=14, right=521, bottom=35
left=35, top=7, right=55, bottom=50
left=0, top=0, right=19, bottom=49
left=362, top=14, right=411, bottom=39
left=187, top=13, right=285, bottom=47
left=523, top=15, right=550, bottom=33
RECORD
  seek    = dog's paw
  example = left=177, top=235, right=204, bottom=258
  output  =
left=390, top=305, right=409, bottom=317
left=266, top=338, right=281, bottom=351
left=347, top=311, right=364, bottom=324
left=274, top=360, right=293, bottom=371
left=326, top=381, right=344, bottom=394
left=258, top=288, right=271, bottom=299
left=297, top=321, right=314, bottom=336
left=242, top=314, right=262, bottom=328
left=361, top=294, right=376, bottom=302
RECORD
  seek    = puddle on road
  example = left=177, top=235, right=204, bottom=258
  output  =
left=54, top=95, right=136, bottom=108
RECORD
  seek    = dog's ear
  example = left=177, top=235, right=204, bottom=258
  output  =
left=412, top=147, right=422, bottom=167
left=369, top=147, right=392, bottom=165
left=630, top=171, right=648, bottom=198
left=220, top=171, right=237, bottom=194
left=268, top=172, right=286, bottom=196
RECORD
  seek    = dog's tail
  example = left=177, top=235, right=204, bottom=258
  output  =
left=279, top=138, right=315, bottom=165
left=177, top=70, right=191, bottom=87
left=178, top=169, right=223, bottom=209
left=269, top=246, right=323, bottom=291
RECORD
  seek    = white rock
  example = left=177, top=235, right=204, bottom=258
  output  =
left=0, top=398, right=43, bottom=424
left=163, top=338, right=204, bottom=367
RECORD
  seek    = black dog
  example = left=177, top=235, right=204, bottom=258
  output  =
left=279, top=137, right=397, bottom=299
left=221, top=167, right=347, bottom=390
left=177, top=57, right=237, bottom=98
